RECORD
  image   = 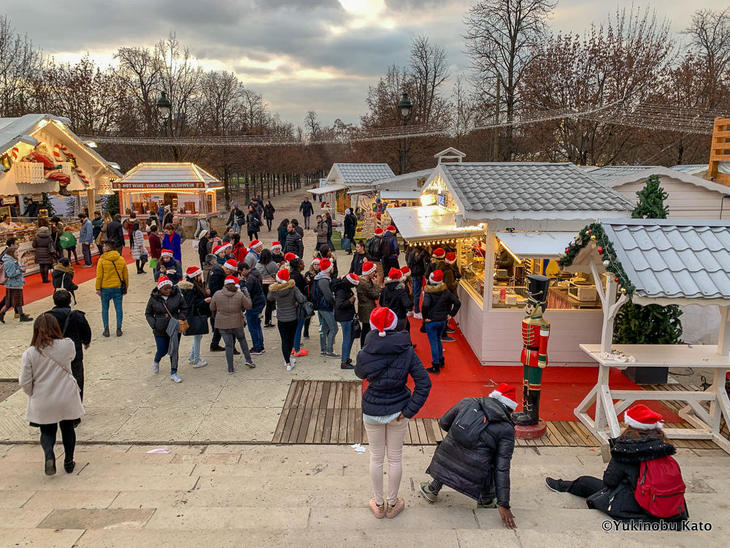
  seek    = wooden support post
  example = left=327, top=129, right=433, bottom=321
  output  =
left=718, top=306, right=730, bottom=356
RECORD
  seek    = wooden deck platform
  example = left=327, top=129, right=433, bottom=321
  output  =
left=273, top=380, right=728, bottom=449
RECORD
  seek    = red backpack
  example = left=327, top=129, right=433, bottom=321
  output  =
left=634, top=456, right=686, bottom=518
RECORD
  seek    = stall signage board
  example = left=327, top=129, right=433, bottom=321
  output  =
left=113, top=182, right=205, bottom=189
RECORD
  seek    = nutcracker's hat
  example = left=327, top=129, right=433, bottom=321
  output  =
left=526, top=274, right=550, bottom=306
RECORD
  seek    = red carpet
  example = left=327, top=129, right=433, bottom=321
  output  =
left=390, top=317, right=682, bottom=423
left=10, top=247, right=135, bottom=306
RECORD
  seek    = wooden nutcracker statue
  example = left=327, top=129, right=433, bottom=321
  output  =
left=512, top=274, right=550, bottom=433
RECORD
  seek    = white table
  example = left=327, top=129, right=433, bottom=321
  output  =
left=576, top=344, right=730, bottom=453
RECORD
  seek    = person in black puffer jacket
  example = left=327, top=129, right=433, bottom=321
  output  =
left=144, top=276, right=189, bottom=382
left=334, top=273, right=359, bottom=370
left=405, top=244, right=429, bottom=318
left=355, top=307, right=431, bottom=520
left=546, top=404, right=689, bottom=523
left=419, top=383, right=518, bottom=530
left=422, top=269, right=461, bottom=374
left=379, top=268, right=412, bottom=333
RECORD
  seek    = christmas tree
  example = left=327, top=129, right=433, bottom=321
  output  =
left=614, top=175, right=682, bottom=344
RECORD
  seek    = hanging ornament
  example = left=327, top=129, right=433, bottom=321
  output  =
left=603, top=259, right=610, bottom=267
left=586, top=229, right=592, bottom=234
left=620, top=288, right=627, bottom=294
left=0, top=154, right=11, bottom=171
left=590, top=235, right=596, bottom=241
left=564, top=247, right=570, bottom=254
left=597, top=246, right=604, bottom=255
left=614, top=277, right=619, bottom=282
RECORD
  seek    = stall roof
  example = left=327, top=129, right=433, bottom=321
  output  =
left=433, top=162, right=632, bottom=221
left=495, top=231, right=574, bottom=259
left=327, top=163, right=394, bottom=186
left=115, top=162, right=221, bottom=190
left=565, top=219, right=730, bottom=306
left=387, top=206, right=484, bottom=242
left=380, top=190, right=422, bottom=200
left=588, top=165, right=729, bottom=195
left=308, top=184, right=347, bottom=195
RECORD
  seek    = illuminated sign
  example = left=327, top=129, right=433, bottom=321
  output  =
left=113, top=182, right=206, bottom=189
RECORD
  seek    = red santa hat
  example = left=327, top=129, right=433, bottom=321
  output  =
left=185, top=266, right=202, bottom=279
left=385, top=224, right=396, bottom=233
left=249, top=239, right=263, bottom=249
left=276, top=268, right=290, bottom=283
left=284, top=252, right=298, bottom=262
left=432, top=247, right=446, bottom=259
left=213, top=243, right=231, bottom=255
left=374, top=227, right=384, bottom=237
left=157, top=276, right=173, bottom=289
left=369, top=307, right=398, bottom=337
left=361, top=261, right=376, bottom=276
left=311, top=257, right=321, bottom=266
left=223, top=259, right=238, bottom=271
left=386, top=267, right=403, bottom=282
left=429, top=269, right=444, bottom=284
left=624, top=404, right=663, bottom=430
left=489, top=383, right=518, bottom=410
left=445, top=252, right=457, bottom=264
left=345, top=272, right=360, bottom=285
left=400, top=266, right=411, bottom=278
left=271, top=241, right=282, bottom=250
left=224, top=275, right=238, bottom=286
left=319, top=258, right=332, bottom=273
left=160, top=248, right=173, bottom=258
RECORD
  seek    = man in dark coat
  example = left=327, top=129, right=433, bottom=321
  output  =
left=47, top=289, right=92, bottom=400
left=405, top=245, right=430, bottom=319
left=343, top=208, right=357, bottom=254
left=284, top=223, right=304, bottom=258
left=420, top=383, right=517, bottom=530
left=299, top=198, right=314, bottom=229
left=106, top=214, right=125, bottom=249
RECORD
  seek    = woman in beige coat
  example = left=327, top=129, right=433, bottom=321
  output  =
left=19, top=314, right=84, bottom=475
left=209, top=275, right=255, bottom=373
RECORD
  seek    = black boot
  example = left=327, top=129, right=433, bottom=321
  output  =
left=511, top=383, right=533, bottom=425
left=528, top=390, right=541, bottom=424
left=513, top=390, right=539, bottom=426
left=426, top=362, right=441, bottom=374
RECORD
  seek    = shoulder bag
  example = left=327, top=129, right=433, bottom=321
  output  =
left=162, top=300, right=189, bottom=334
left=111, top=261, right=127, bottom=295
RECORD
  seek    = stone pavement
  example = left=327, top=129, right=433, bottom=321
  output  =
left=0, top=187, right=356, bottom=444
left=0, top=443, right=727, bottom=547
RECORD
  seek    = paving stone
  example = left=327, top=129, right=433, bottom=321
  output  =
left=37, top=508, right=155, bottom=529
left=0, top=528, right=84, bottom=547
left=0, top=490, right=34, bottom=508
left=21, top=490, right=120, bottom=511
left=0, top=507, right=53, bottom=528
left=144, top=506, right=309, bottom=530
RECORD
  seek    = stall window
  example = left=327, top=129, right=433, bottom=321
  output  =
left=491, top=243, right=602, bottom=310
left=457, top=237, right=486, bottom=303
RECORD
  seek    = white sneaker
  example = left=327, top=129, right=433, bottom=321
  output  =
left=414, top=313, right=423, bottom=319
left=153, top=362, right=160, bottom=374
left=170, top=373, right=182, bottom=383
left=291, top=356, right=297, bottom=365
left=407, top=311, right=414, bottom=317
left=192, top=359, right=208, bottom=368
left=286, top=362, right=295, bottom=371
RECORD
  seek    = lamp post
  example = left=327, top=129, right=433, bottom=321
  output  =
left=398, top=91, right=413, bottom=175
left=156, top=91, right=178, bottom=161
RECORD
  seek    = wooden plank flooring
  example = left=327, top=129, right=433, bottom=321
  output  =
left=272, top=380, right=728, bottom=449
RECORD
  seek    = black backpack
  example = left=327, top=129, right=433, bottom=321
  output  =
left=366, top=237, right=382, bottom=260
left=450, top=399, right=488, bottom=448
left=311, top=278, right=323, bottom=310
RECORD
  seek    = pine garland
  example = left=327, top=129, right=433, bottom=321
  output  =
left=557, top=222, right=636, bottom=296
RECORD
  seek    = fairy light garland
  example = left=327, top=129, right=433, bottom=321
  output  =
left=557, top=222, right=635, bottom=296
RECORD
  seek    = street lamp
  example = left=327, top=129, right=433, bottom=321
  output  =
left=156, top=91, right=178, bottom=160
left=398, top=91, right=413, bottom=175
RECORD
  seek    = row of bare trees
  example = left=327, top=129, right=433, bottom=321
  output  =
left=1, top=4, right=729, bottom=190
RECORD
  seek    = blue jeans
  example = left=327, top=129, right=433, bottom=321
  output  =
left=339, top=320, right=354, bottom=363
left=189, top=334, right=203, bottom=362
left=246, top=304, right=264, bottom=350
left=154, top=334, right=179, bottom=373
left=318, top=310, right=338, bottom=353
left=232, top=223, right=242, bottom=235
left=100, top=287, right=123, bottom=330
left=412, top=275, right=423, bottom=313
left=294, top=317, right=305, bottom=351
left=425, top=320, right=445, bottom=365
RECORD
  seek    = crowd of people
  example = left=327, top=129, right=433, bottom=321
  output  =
left=6, top=198, right=691, bottom=531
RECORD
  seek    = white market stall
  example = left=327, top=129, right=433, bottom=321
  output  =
left=393, top=162, right=633, bottom=365
left=114, top=162, right=222, bottom=216
left=561, top=219, right=730, bottom=452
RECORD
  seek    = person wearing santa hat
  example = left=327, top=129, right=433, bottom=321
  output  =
left=313, top=257, right=339, bottom=357
left=161, top=223, right=182, bottom=262
left=334, top=272, right=360, bottom=369
left=317, top=244, right=338, bottom=279
left=302, top=258, right=321, bottom=340
left=267, top=268, right=306, bottom=371
left=422, top=269, right=461, bottom=373
left=207, top=257, right=240, bottom=353
left=209, top=275, right=256, bottom=373
left=240, top=262, right=266, bottom=355
left=288, top=257, right=310, bottom=357
left=419, top=383, right=517, bottom=528
left=179, top=266, right=211, bottom=368
left=546, top=404, right=687, bottom=522
left=380, top=224, right=400, bottom=274
left=425, top=247, right=447, bottom=281
left=405, top=244, right=430, bottom=319
left=145, top=276, right=189, bottom=383
left=356, top=261, right=381, bottom=347
left=380, top=268, right=413, bottom=336
left=256, top=248, right=279, bottom=328
left=153, top=248, right=182, bottom=285
left=355, top=307, right=431, bottom=519
left=270, top=241, right=284, bottom=264
left=243, top=239, right=264, bottom=270
left=365, top=228, right=385, bottom=271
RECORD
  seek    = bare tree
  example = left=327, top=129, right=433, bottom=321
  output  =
left=304, top=110, right=321, bottom=139
left=115, top=46, right=162, bottom=135
left=685, top=9, right=730, bottom=107
left=0, top=15, right=42, bottom=117
left=465, top=0, right=557, bottom=159
left=409, top=35, right=449, bottom=126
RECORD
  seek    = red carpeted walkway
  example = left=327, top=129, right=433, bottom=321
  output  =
left=395, top=317, right=681, bottom=422
left=11, top=247, right=136, bottom=306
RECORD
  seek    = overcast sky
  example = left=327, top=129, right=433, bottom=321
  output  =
left=4, top=0, right=728, bottom=126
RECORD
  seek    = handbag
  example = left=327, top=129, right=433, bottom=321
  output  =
left=297, top=300, right=315, bottom=321
left=149, top=257, right=158, bottom=269
left=111, top=261, right=127, bottom=296
left=351, top=313, right=362, bottom=339
left=162, top=301, right=189, bottom=333
left=341, top=237, right=351, bottom=250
